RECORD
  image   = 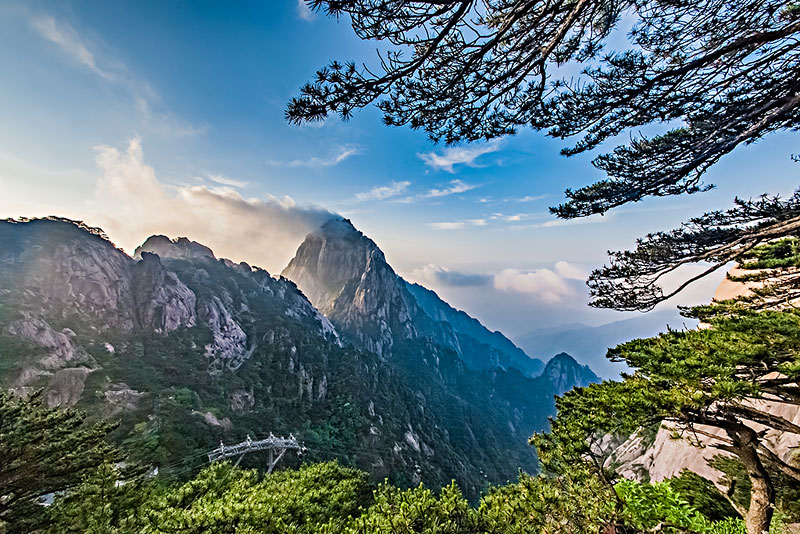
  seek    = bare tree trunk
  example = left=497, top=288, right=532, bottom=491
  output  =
left=730, top=427, right=775, bottom=534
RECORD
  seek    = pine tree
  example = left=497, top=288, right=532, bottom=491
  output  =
left=0, top=389, right=119, bottom=532
left=539, top=305, right=800, bottom=534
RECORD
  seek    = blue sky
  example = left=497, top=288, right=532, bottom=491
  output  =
left=2, top=0, right=798, bottom=346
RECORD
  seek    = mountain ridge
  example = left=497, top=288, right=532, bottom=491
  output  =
left=0, top=216, right=598, bottom=498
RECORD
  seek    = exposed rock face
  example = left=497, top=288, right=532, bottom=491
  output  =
left=199, top=295, right=250, bottom=372
left=0, top=219, right=136, bottom=330
left=282, top=219, right=380, bottom=315
left=0, top=219, right=341, bottom=406
left=132, top=252, right=197, bottom=333
left=542, top=352, right=598, bottom=395
left=283, top=218, right=421, bottom=356
left=44, top=367, right=93, bottom=407
left=4, top=315, right=97, bottom=405
left=283, top=218, right=544, bottom=375
left=230, top=389, right=255, bottom=412
left=103, top=384, right=143, bottom=415
left=5, top=317, right=85, bottom=370
left=134, top=235, right=216, bottom=261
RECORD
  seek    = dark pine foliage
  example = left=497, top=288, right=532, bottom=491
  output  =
left=0, top=390, right=120, bottom=532
left=287, top=0, right=800, bottom=218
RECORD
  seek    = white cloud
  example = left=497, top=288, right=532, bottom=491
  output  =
left=297, top=0, right=315, bottom=21
left=31, top=15, right=204, bottom=139
left=354, top=180, right=410, bottom=202
left=30, top=16, right=110, bottom=79
left=538, top=214, right=609, bottom=228
left=418, top=141, right=502, bottom=172
left=554, top=260, right=586, bottom=280
left=428, top=219, right=487, bottom=230
left=517, top=194, right=547, bottom=202
left=268, top=146, right=362, bottom=169
left=494, top=268, right=575, bottom=304
left=408, top=264, right=492, bottom=287
left=92, top=137, right=336, bottom=272
left=488, top=212, right=529, bottom=222
left=207, top=174, right=249, bottom=188
left=423, top=179, right=479, bottom=198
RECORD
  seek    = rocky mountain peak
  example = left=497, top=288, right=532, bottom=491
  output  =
left=543, top=352, right=600, bottom=395
left=282, top=218, right=548, bottom=376
left=135, top=235, right=216, bottom=261
left=282, top=217, right=387, bottom=314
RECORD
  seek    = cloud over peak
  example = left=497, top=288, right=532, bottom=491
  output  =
left=94, top=137, right=336, bottom=272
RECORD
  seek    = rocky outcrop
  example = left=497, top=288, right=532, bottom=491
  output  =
left=5, top=317, right=86, bottom=370
left=134, top=235, right=216, bottom=261
left=44, top=367, right=93, bottom=407
left=103, top=384, right=143, bottom=415
left=4, top=315, right=97, bottom=405
left=282, top=218, right=381, bottom=315
left=230, top=389, right=255, bottom=412
left=0, top=219, right=136, bottom=330
left=199, top=295, right=250, bottom=372
left=132, top=252, right=197, bottom=333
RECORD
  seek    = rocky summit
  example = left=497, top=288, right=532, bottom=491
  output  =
left=283, top=218, right=545, bottom=375
left=0, top=217, right=598, bottom=498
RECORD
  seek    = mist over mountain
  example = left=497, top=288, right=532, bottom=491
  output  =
left=0, top=217, right=598, bottom=498
left=514, top=310, right=698, bottom=379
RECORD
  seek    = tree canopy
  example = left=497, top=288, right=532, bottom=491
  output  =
left=288, top=0, right=800, bottom=218
left=0, top=390, right=120, bottom=532
left=538, top=303, right=800, bottom=533
left=288, top=0, right=800, bottom=309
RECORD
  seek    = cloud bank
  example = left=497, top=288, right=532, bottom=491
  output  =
left=408, top=261, right=587, bottom=305
left=409, top=264, right=492, bottom=287
left=93, top=137, right=336, bottom=272
left=494, top=268, right=576, bottom=304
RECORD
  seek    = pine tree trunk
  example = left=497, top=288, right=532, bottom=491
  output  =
left=733, top=428, right=775, bottom=534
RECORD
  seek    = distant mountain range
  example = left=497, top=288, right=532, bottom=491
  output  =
left=0, top=216, right=598, bottom=498
left=514, top=311, right=698, bottom=379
